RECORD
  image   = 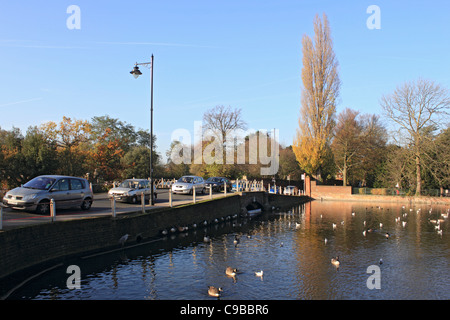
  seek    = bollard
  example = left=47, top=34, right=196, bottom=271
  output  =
left=193, top=186, right=196, bottom=204
left=141, top=192, right=145, bottom=213
left=209, top=185, right=212, bottom=200
left=224, top=181, right=227, bottom=197
left=169, top=188, right=173, bottom=207
left=111, top=196, right=116, bottom=218
left=50, top=198, right=55, bottom=222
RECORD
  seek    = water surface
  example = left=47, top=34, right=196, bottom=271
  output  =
left=10, top=201, right=450, bottom=300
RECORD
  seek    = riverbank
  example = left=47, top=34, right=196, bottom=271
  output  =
left=312, top=193, right=450, bottom=205
left=0, top=192, right=309, bottom=298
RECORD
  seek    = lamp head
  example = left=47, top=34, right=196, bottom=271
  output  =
left=130, top=64, right=142, bottom=79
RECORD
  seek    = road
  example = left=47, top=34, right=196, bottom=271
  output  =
left=1, top=189, right=234, bottom=231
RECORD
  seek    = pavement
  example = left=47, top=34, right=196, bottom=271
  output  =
left=0, top=189, right=235, bottom=231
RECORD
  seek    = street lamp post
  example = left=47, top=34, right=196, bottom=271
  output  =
left=130, top=54, right=154, bottom=205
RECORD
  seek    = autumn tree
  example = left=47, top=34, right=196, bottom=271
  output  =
left=293, top=13, right=341, bottom=180
left=331, top=108, right=387, bottom=186
left=40, top=116, right=91, bottom=176
left=381, top=78, right=450, bottom=195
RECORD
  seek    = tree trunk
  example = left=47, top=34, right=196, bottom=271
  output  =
left=415, top=155, right=421, bottom=196
left=343, top=160, right=347, bottom=187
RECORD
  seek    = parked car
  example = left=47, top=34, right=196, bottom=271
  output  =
left=108, top=179, right=157, bottom=204
left=205, top=177, right=232, bottom=192
left=283, top=185, right=298, bottom=195
left=171, top=176, right=206, bottom=195
left=2, top=175, right=93, bottom=214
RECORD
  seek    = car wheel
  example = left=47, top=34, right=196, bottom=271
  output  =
left=131, top=196, right=138, bottom=204
left=36, top=200, right=50, bottom=215
left=81, top=198, right=92, bottom=210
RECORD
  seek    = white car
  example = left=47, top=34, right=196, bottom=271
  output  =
left=108, top=179, right=156, bottom=204
left=171, top=176, right=206, bottom=195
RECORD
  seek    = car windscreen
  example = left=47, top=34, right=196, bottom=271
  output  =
left=23, top=177, right=56, bottom=190
left=206, top=177, right=221, bottom=182
left=119, top=180, right=139, bottom=189
left=178, top=177, right=193, bottom=183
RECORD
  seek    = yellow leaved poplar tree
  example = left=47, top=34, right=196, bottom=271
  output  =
left=293, top=13, right=340, bottom=179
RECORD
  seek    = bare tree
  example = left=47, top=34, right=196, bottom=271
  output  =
left=203, top=105, right=247, bottom=165
left=293, top=13, right=341, bottom=179
left=381, top=78, right=450, bottom=195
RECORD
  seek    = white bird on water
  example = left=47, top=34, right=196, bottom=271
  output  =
left=255, top=270, right=264, bottom=277
left=119, top=234, right=129, bottom=247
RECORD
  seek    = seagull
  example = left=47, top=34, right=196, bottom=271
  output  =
left=203, top=235, right=211, bottom=243
left=385, top=232, right=390, bottom=239
left=332, top=223, right=337, bottom=230
left=379, top=223, right=383, bottom=229
left=119, top=234, right=129, bottom=247
left=295, top=222, right=301, bottom=229
left=208, top=286, right=223, bottom=297
left=402, top=221, right=407, bottom=228
left=324, top=238, right=328, bottom=245
left=363, top=230, right=366, bottom=237
left=255, top=270, right=264, bottom=277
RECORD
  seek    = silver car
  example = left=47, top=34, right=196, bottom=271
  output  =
left=2, top=175, right=93, bottom=214
left=171, top=175, right=206, bottom=195
left=108, top=179, right=157, bottom=204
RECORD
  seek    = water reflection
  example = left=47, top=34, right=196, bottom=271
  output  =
left=9, top=201, right=450, bottom=300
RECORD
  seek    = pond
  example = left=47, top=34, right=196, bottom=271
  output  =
left=8, top=201, right=450, bottom=300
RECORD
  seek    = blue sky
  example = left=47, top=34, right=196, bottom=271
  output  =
left=1, top=0, right=449, bottom=161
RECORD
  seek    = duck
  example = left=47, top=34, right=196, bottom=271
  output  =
left=233, top=236, right=240, bottom=245
left=379, top=222, right=383, bottom=229
left=331, top=256, right=340, bottom=267
left=208, top=286, right=223, bottom=297
left=203, top=235, right=211, bottom=243
left=226, top=267, right=238, bottom=277
left=255, top=270, right=264, bottom=277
